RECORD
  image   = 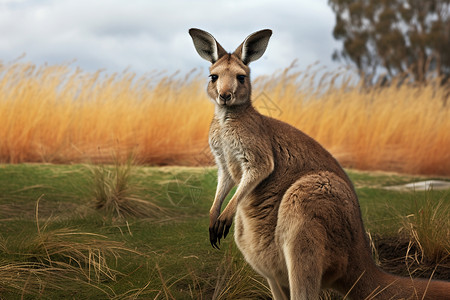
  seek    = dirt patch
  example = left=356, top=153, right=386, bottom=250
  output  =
left=375, top=236, right=450, bottom=281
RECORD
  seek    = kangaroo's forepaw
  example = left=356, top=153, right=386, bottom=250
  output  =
left=209, top=215, right=232, bottom=249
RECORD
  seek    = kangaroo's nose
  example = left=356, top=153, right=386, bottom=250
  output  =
left=219, top=93, right=232, bottom=102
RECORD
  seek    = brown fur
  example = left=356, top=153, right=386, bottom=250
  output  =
left=189, top=28, right=450, bottom=300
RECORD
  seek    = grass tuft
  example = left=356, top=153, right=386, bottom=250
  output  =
left=399, top=191, right=450, bottom=264
left=88, top=156, right=167, bottom=219
left=0, top=261, right=78, bottom=297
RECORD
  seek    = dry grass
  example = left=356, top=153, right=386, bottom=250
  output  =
left=0, top=61, right=449, bottom=175
left=253, top=64, right=450, bottom=176
left=211, top=245, right=272, bottom=300
left=87, top=155, right=168, bottom=219
left=0, top=261, right=84, bottom=297
left=0, top=62, right=210, bottom=165
left=399, top=191, right=450, bottom=264
left=0, top=197, right=146, bottom=298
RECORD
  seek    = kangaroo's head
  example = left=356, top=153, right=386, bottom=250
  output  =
left=189, top=28, right=272, bottom=107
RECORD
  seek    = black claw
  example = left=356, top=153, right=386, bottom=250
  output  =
left=224, top=224, right=230, bottom=239
left=212, top=237, right=220, bottom=249
left=209, top=226, right=220, bottom=250
left=211, top=238, right=220, bottom=249
left=209, top=228, right=216, bottom=249
left=217, top=222, right=224, bottom=241
left=210, top=218, right=233, bottom=250
left=214, top=221, right=219, bottom=234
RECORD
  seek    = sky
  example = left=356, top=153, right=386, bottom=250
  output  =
left=0, top=0, right=344, bottom=78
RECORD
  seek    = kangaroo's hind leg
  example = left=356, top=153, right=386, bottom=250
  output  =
left=267, top=277, right=289, bottom=300
left=277, top=185, right=326, bottom=299
left=278, top=216, right=325, bottom=300
left=277, top=172, right=353, bottom=300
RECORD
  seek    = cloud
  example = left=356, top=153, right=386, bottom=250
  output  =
left=0, top=0, right=342, bottom=77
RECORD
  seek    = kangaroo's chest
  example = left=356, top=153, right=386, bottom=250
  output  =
left=209, top=122, right=247, bottom=182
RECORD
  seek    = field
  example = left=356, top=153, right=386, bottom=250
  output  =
left=0, top=61, right=449, bottom=298
left=0, top=163, right=449, bottom=299
left=0, top=62, right=449, bottom=175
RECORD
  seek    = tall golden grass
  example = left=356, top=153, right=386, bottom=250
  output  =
left=0, top=61, right=449, bottom=175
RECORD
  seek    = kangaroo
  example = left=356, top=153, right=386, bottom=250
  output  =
left=189, top=28, right=450, bottom=300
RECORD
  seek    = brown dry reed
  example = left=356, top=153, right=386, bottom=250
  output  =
left=0, top=61, right=449, bottom=175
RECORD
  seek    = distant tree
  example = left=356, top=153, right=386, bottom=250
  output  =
left=329, top=0, right=450, bottom=85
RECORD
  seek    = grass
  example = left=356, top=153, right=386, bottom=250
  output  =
left=211, top=244, right=271, bottom=300
left=399, top=191, right=450, bottom=264
left=0, top=164, right=448, bottom=299
left=0, top=61, right=449, bottom=175
left=0, top=197, right=144, bottom=298
left=88, top=156, right=167, bottom=219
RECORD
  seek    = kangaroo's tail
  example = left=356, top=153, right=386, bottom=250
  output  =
left=348, top=267, right=450, bottom=299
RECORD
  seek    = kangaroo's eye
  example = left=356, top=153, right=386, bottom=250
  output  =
left=209, top=74, right=218, bottom=83
left=237, top=75, right=246, bottom=83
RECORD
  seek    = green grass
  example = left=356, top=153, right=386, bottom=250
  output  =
left=0, top=164, right=448, bottom=299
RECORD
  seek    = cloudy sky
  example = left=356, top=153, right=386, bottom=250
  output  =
left=0, top=0, right=344, bottom=78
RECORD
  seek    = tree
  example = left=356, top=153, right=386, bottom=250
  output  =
left=329, top=0, right=450, bottom=84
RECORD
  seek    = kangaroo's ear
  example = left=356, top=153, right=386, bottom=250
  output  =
left=234, top=29, right=272, bottom=65
left=189, top=28, right=227, bottom=64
